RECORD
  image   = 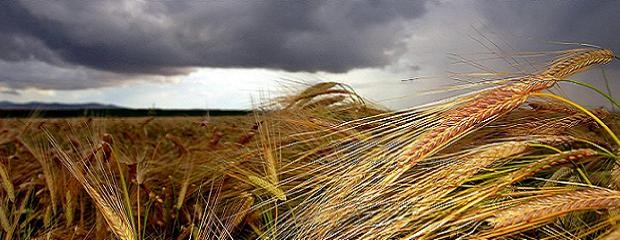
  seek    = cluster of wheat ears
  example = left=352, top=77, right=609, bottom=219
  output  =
left=0, top=47, right=620, bottom=239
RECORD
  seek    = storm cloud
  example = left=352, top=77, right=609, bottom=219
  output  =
left=1, top=0, right=619, bottom=95
left=0, top=0, right=428, bottom=90
left=477, top=0, right=620, bottom=53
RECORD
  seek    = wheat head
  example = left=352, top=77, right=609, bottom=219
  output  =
left=399, top=48, right=614, bottom=167
left=486, top=189, right=620, bottom=237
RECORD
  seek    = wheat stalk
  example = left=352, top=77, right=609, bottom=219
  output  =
left=397, top=75, right=551, bottom=169
left=528, top=101, right=575, bottom=112
left=358, top=141, right=530, bottom=238
left=48, top=132, right=136, bottom=240
left=176, top=167, right=191, bottom=210
left=19, top=138, right=58, bottom=213
left=256, top=118, right=280, bottom=185
left=43, top=205, right=52, bottom=229
left=484, top=189, right=620, bottom=237
left=64, top=191, right=74, bottom=227
left=0, top=162, right=14, bottom=203
left=227, top=192, right=254, bottom=232
left=398, top=48, right=614, bottom=167
left=507, top=108, right=609, bottom=135
left=248, top=175, right=286, bottom=201
left=302, top=95, right=347, bottom=109
left=542, top=48, right=615, bottom=79
left=506, top=148, right=597, bottom=184
left=389, top=146, right=591, bottom=238
left=0, top=204, right=9, bottom=233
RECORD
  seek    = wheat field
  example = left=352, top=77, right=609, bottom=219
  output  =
left=1, top=47, right=620, bottom=239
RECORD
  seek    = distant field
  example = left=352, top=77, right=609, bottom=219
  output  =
left=0, top=109, right=251, bottom=118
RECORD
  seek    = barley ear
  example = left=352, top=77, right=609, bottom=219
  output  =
left=542, top=48, right=615, bottom=79
left=0, top=162, right=14, bottom=203
left=484, top=189, right=620, bottom=238
left=0, top=204, right=10, bottom=233
left=248, top=175, right=286, bottom=201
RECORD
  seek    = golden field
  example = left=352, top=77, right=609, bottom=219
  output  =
left=1, top=48, right=620, bottom=239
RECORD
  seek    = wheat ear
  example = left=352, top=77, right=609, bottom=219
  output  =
left=506, top=148, right=598, bottom=184
left=542, top=48, right=615, bottom=79
left=48, top=133, right=136, bottom=240
left=399, top=76, right=552, bottom=166
left=0, top=162, right=14, bottom=203
left=227, top=192, right=254, bottom=232
left=0, top=204, right=9, bottom=233
left=485, top=189, right=620, bottom=237
left=248, top=175, right=286, bottom=201
left=399, top=48, right=614, bottom=167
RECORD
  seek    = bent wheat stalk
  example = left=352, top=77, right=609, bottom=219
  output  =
left=399, top=48, right=614, bottom=167
left=483, top=188, right=620, bottom=238
left=48, top=133, right=136, bottom=240
left=533, top=92, right=620, bottom=146
left=505, top=148, right=598, bottom=184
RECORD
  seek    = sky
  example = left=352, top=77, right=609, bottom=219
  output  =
left=1, top=0, right=619, bottom=110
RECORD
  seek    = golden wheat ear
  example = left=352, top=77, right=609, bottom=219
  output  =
left=0, top=162, right=14, bottom=203
left=47, top=131, right=136, bottom=240
left=542, top=48, right=615, bottom=79
left=398, top=48, right=615, bottom=168
left=482, top=189, right=620, bottom=238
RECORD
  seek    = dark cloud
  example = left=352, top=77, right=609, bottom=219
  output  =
left=0, top=58, right=172, bottom=91
left=2, top=0, right=619, bottom=93
left=477, top=0, right=620, bottom=54
left=0, top=0, right=428, bottom=90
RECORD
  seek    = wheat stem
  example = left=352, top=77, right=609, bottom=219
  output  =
left=562, top=78, right=620, bottom=109
left=532, top=92, right=620, bottom=146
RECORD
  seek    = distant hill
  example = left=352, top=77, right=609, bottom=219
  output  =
left=0, top=101, right=124, bottom=110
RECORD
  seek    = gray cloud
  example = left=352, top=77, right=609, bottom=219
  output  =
left=0, top=58, right=175, bottom=91
left=477, top=0, right=620, bottom=53
left=1, top=0, right=619, bottom=95
left=0, top=0, right=428, bottom=90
